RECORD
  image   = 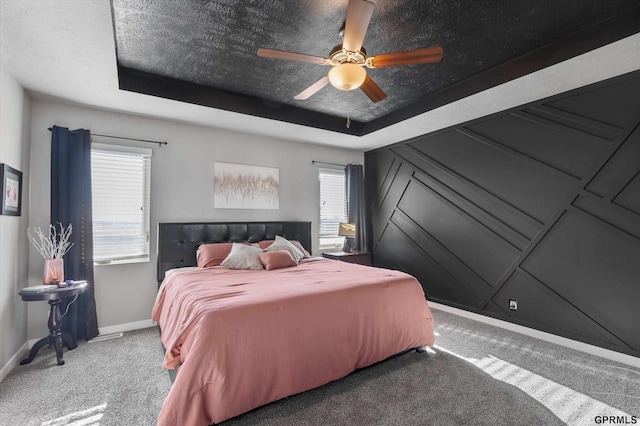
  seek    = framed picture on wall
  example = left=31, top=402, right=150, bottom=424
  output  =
left=1, top=163, right=22, bottom=216
left=214, top=162, right=279, bottom=209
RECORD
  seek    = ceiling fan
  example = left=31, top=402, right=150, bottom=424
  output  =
left=257, top=0, right=443, bottom=103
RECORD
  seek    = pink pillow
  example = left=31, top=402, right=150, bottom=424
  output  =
left=258, top=239, right=310, bottom=257
left=197, top=243, right=234, bottom=267
left=258, top=250, right=297, bottom=271
left=257, top=240, right=274, bottom=249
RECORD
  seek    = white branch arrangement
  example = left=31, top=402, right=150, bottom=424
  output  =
left=27, top=223, right=74, bottom=260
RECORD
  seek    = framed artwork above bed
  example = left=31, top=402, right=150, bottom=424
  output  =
left=213, top=162, right=279, bottom=209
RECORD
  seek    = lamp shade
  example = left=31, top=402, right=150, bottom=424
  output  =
left=328, top=63, right=366, bottom=91
left=338, top=223, right=356, bottom=238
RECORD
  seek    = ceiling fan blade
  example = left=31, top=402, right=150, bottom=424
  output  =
left=257, top=48, right=326, bottom=65
left=294, top=75, right=330, bottom=100
left=360, top=75, right=387, bottom=103
left=343, top=0, right=375, bottom=52
left=369, top=46, right=443, bottom=68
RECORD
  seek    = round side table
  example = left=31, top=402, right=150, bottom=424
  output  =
left=19, top=282, right=87, bottom=366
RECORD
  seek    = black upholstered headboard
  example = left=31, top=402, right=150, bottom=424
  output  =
left=157, top=221, right=312, bottom=285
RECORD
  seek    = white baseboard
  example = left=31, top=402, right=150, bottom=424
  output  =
left=429, top=301, right=640, bottom=369
left=98, top=319, right=156, bottom=336
left=0, top=342, right=29, bottom=383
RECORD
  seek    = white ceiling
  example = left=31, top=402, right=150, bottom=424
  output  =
left=1, top=0, right=639, bottom=151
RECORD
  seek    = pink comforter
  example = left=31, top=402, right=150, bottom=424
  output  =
left=152, top=258, right=435, bottom=425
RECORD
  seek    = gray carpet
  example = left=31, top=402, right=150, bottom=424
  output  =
left=4, top=309, right=638, bottom=425
left=223, top=348, right=562, bottom=425
left=430, top=308, right=640, bottom=424
left=0, top=328, right=170, bottom=426
left=0, top=322, right=567, bottom=426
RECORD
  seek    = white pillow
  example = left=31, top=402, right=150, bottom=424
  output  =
left=265, top=235, right=304, bottom=263
left=220, top=243, right=264, bottom=270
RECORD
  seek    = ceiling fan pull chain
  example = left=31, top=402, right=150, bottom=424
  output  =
left=345, top=90, right=352, bottom=129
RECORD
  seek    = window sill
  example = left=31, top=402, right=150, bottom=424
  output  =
left=319, top=245, right=344, bottom=251
left=94, top=257, right=149, bottom=266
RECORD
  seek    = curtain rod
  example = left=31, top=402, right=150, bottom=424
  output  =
left=47, top=127, right=168, bottom=147
left=312, top=160, right=348, bottom=167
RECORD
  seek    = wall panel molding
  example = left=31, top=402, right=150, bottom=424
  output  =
left=492, top=269, right=628, bottom=349
left=365, top=70, right=640, bottom=357
left=411, top=170, right=530, bottom=250
left=522, top=105, right=624, bottom=141
left=392, top=143, right=544, bottom=238
left=379, top=220, right=481, bottom=309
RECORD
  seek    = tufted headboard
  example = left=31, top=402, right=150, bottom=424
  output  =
left=157, top=221, right=312, bottom=285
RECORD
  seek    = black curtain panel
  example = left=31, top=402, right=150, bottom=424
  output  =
left=345, top=164, right=369, bottom=252
left=50, top=126, right=99, bottom=343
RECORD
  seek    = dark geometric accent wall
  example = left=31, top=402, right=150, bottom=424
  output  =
left=365, top=70, right=640, bottom=357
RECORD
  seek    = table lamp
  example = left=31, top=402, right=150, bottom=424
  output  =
left=338, top=223, right=356, bottom=252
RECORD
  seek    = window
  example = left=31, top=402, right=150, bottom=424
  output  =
left=319, top=167, right=347, bottom=250
left=91, top=144, right=151, bottom=264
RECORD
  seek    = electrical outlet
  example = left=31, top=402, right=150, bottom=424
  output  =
left=509, top=299, right=518, bottom=311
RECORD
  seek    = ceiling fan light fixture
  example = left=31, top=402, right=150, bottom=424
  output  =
left=328, top=63, right=366, bottom=91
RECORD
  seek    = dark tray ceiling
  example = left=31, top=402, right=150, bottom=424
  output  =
left=111, top=0, right=640, bottom=136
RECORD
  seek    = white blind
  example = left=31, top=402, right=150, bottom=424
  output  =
left=319, top=168, right=347, bottom=237
left=91, top=144, right=151, bottom=264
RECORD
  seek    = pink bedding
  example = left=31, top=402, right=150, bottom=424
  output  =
left=152, top=258, right=435, bottom=425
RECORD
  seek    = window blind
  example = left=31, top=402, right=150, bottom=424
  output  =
left=91, top=144, right=151, bottom=264
left=319, top=168, right=347, bottom=237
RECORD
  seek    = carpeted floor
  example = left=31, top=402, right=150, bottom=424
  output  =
left=0, top=328, right=170, bottom=426
left=430, top=309, right=640, bottom=425
left=1, top=308, right=638, bottom=425
left=223, top=347, right=562, bottom=425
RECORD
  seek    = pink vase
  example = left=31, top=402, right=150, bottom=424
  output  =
left=43, top=258, right=64, bottom=284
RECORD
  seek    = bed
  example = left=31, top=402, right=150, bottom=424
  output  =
left=153, top=221, right=435, bottom=425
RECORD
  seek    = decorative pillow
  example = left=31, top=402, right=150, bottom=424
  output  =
left=197, top=243, right=234, bottom=268
left=259, top=238, right=310, bottom=257
left=220, top=243, right=264, bottom=270
left=265, top=235, right=305, bottom=263
left=259, top=250, right=297, bottom=271
left=292, top=241, right=311, bottom=257
left=257, top=240, right=274, bottom=249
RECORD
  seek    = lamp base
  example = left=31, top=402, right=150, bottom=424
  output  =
left=343, top=237, right=356, bottom=253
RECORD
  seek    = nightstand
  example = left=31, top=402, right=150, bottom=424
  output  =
left=322, top=251, right=371, bottom=266
left=19, top=281, right=87, bottom=366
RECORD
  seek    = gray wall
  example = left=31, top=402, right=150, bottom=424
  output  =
left=0, top=63, right=31, bottom=379
left=366, top=71, right=640, bottom=358
left=26, top=99, right=363, bottom=340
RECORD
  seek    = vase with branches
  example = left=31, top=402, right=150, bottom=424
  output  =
left=28, top=223, right=74, bottom=284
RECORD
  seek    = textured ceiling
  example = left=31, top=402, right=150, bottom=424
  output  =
left=112, top=0, right=640, bottom=134
left=1, top=1, right=639, bottom=149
